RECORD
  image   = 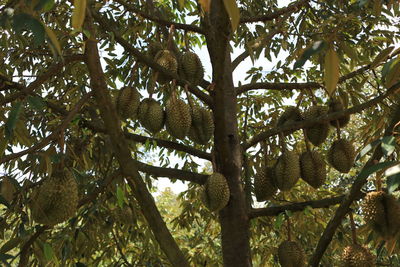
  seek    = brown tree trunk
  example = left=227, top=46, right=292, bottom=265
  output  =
left=205, top=1, right=252, bottom=266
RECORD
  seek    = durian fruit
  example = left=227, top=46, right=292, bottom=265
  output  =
left=276, top=106, right=303, bottom=135
left=299, top=151, right=326, bottom=188
left=304, top=106, right=330, bottom=146
left=1, top=177, right=17, bottom=203
left=274, top=151, right=301, bottom=191
left=188, top=105, right=214, bottom=145
left=147, top=41, right=163, bottom=59
left=341, top=244, right=375, bottom=267
left=362, top=191, right=400, bottom=241
left=254, top=167, right=277, bottom=201
left=201, top=173, right=230, bottom=212
left=327, top=139, right=355, bottom=173
left=115, top=86, right=141, bottom=119
left=154, top=50, right=178, bottom=84
left=328, top=99, right=350, bottom=128
left=30, top=170, right=78, bottom=226
left=178, top=51, right=204, bottom=85
left=165, top=94, right=192, bottom=139
left=138, top=98, right=165, bottom=134
left=278, top=240, right=306, bottom=267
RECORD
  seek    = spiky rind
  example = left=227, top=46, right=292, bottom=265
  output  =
left=115, top=86, right=141, bottom=119
left=147, top=42, right=163, bottom=59
left=138, top=98, right=165, bottom=134
left=30, top=170, right=78, bottom=225
left=329, top=99, right=350, bottom=128
left=327, top=139, right=355, bottom=173
left=179, top=52, right=204, bottom=85
left=278, top=240, right=306, bottom=267
left=154, top=50, right=178, bottom=84
left=300, top=151, right=326, bottom=188
left=277, top=106, right=303, bottom=135
left=274, top=151, right=301, bottom=191
left=165, top=96, right=192, bottom=139
left=341, top=244, right=375, bottom=267
left=254, top=167, right=277, bottom=201
left=362, top=191, right=400, bottom=241
left=201, top=173, right=230, bottom=212
left=304, top=106, right=330, bottom=146
left=189, top=105, right=214, bottom=145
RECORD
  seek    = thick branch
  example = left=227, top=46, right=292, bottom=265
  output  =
left=84, top=11, right=190, bottom=267
left=244, top=82, right=400, bottom=149
left=249, top=193, right=365, bottom=219
left=112, top=0, right=204, bottom=34
left=136, top=160, right=207, bottom=184
left=92, top=11, right=213, bottom=106
left=0, top=55, right=84, bottom=105
left=308, top=99, right=400, bottom=266
left=240, top=0, right=308, bottom=23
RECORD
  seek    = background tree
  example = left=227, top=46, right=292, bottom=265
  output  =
left=0, top=0, right=400, bottom=266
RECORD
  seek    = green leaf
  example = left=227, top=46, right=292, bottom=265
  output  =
left=387, top=173, right=400, bottom=193
left=384, top=56, right=400, bottom=88
left=293, top=41, right=326, bottom=69
left=71, top=0, right=87, bottom=30
left=34, top=0, right=55, bottom=11
left=0, top=237, right=22, bottom=254
left=370, top=46, right=394, bottom=69
left=45, top=26, right=62, bottom=56
left=324, top=47, right=340, bottom=96
left=222, top=0, right=240, bottom=32
left=5, top=102, right=23, bottom=140
left=43, top=243, right=54, bottom=261
left=381, top=136, right=396, bottom=156
left=116, top=186, right=125, bottom=208
left=356, top=138, right=382, bottom=161
left=178, top=0, right=185, bottom=9
left=358, top=161, right=399, bottom=180
left=27, top=96, right=46, bottom=111
left=0, top=253, right=14, bottom=263
left=273, top=213, right=285, bottom=230
left=12, top=13, right=45, bottom=46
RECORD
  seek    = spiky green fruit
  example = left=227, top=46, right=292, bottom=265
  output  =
left=304, top=106, right=330, bottom=146
left=147, top=42, right=163, bottom=59
left=154, top=50, right=178, bottom=84
left=201, top=173, right=230, bottom=212
left=342, top=244, right=375, bottom=267
left=278, top=240, right=306, bottom=267
left=300, top=151, right=326, bottom=188
left=254, top=167, right=277, bottom=201
left=138, top=98, right=165, bottom=134
left=362, top=191, right=400, bottom=241
left=277, top=106, right=303, bottom=135
left=189, top=105, right=214, bottom=145
left=30, top=170, right=78, bottom=225
left=327, top=139, right=355, bottom=173
left=115, top=86, right=141, bottom=119
left=165, top=96, right=192, bottom=139
left=274, top=151, right=301, bottom=191
left=179, top=52, right=204, bottom=85
left=328, top=99, right=350, bottom=128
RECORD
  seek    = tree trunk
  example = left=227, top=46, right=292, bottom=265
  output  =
left=205, top=1, right=252, bottom=266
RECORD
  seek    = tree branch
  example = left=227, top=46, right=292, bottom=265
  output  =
left=243, top=81, right=400, bottom=149
left=240, top=0, right=308, bottom=23
left=249, top=193, right=365, bottom=219
left=0, top=55, right=85, bottom=105
left=91, top=11, right=213, bottom=106
left=308, top=99, right=400, bottom=266
left=112, top=0, right=205, bottom=34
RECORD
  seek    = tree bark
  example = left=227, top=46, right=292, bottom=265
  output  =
left=205, top=1, right=252, bottom=266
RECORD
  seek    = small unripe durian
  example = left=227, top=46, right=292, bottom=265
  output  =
left=138, top=98, right=165, bottom=134
left=276, top=106, right=303, bottom=135
left=115, top=86, right=141, bottom=119
left=304, top=106, right=330, bottom=146
left=254, top=167, right=277, bottom=201
left=189, top=105, right=214, bottom=145
left=165, top=95, right=192, bottom=139
left=300, top=151, right=326, bottom=188
left=30, top=170, right=78, bottom=225
left=154, top=50, right=178, bottom=84
left=341, top=244, right=375, bottom=267
left=327, top=139, right=355, bottom=173
left=328, top=99, right=350, bottom=128
left=179, top=52, right=204, bottom=85
left=278, top=240, right=306, bottom=267
left=274, top=151, right=300, bottom=191
left=201, top=172, right=230, bottom=212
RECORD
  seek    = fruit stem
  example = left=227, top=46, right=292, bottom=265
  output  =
left=335, top=120, right=341, bottom=139
left=279, top=133, right=287, bottom=153
left=302, top=129, right=311, bottom=152
left=286, top=215, right=292, bottom=241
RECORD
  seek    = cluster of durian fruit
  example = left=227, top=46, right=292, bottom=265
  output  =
left=255, top=100, right=356, bottom=202
left=114, top=41, right=213, bottom=145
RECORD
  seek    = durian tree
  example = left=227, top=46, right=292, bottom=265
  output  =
left=1, top=0, right=400, bottom=266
